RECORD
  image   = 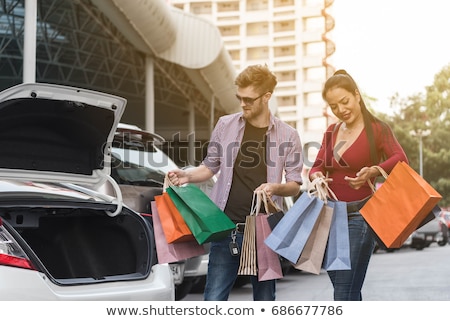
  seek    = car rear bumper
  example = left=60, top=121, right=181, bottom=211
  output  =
left=0, top=264, right=174, bottom=300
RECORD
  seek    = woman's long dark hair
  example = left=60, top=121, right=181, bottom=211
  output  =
left=322, top=69, right=388, bottom=164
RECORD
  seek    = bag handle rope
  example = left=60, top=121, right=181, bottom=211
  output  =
left=249, top=190, right=261, bottom=216
left=309, top=175, right=338, bottom=203
left=163, top=173, right=179, bottom=192
left=259, top=190, right=282, bottom=213
left=367, top=165, right=388, bottom=193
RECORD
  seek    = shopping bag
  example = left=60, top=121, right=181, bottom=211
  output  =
left=166, top=183, right=236, bottom=244
left=374, top=204, right=442, bottom=249
left=255, top=191, right=284, bottom=281
left=417, top=204, right=442, bottom=229
left=154, top=193, right=194, bottom=243
left=237, top=214, right=257, bottom=276
left=294, top=203, right=333, bottom=275
left=264, top=191, right=324, bottom=264
left=322, top=200, right=351, bottom=271
left=151, top=201, right=206, bottom=264
left=360, top=161, right=442, bottom=248
left=261, top=192, right=285, bottom=230
left=266, top=211, right=285, bottom=230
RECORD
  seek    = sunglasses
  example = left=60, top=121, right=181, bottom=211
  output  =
left=235, top=92, right=267, bottom=106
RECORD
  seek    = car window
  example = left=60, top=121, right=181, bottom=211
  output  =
left=112, top=132, right=178, bottom=176
left=111, top=153, right=165, bottom=187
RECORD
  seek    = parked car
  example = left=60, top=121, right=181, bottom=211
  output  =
left=439, top=210, right=450, bottom=230
left=109, top=123, right=209, bottom=300
left=0, top=83, right=174, bottom=300
left=410, top=216, right=449, bottom=250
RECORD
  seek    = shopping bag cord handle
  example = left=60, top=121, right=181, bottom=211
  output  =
left=367, top=165, right=388, bottom=192
left=260, top=190, right=282, bottom=213
left=163, top=173, right=176, bottom=191
left=309, top=176, right=338, bottom=202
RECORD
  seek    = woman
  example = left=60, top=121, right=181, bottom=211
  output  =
left=309, top=70, right=408, bottom=300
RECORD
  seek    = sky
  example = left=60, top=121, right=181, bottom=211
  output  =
left=329, top=0, right=450, bottom=114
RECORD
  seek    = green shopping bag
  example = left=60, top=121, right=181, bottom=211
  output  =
left=166, top=184, right=235, bottom=244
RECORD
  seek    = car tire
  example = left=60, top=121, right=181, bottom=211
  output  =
left=438, top=225, right=449, bottom=246
left=175, top=279, right=194, bottom=301
left=189, top=276, right=206, bottom=294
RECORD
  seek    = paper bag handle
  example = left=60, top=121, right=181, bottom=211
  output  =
left=309, top=176, right=338, bottom=202
left=163, top=173, right=176, bottom=192
left=367, top=165, right=388, bottom=192
left=250, top=191, right=262, bottom=215
left=259, top=190, right=282, bottom=213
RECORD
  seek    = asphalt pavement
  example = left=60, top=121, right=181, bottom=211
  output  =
left=183, top=242, right=450, bottom=301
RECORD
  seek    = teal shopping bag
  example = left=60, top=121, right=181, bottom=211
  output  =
left=166, top=184, right=235, bottom=244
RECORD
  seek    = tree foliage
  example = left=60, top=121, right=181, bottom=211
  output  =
left=380, top=63, right=450, bottom=207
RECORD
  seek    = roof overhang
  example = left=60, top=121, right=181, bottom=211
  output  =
left=91, top=0, right=239, bottom=114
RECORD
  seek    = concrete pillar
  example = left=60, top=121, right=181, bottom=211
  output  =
left=188, top=102, right=195, bottom=165
left=23, top=0, right=37, bottom=83
left=145, top=56, right=155, bottom=133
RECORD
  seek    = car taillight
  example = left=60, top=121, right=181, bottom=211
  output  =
left=0, top=218, right=35, bottom=270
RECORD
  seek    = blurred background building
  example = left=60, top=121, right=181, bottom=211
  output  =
left=171, top=0, right=336, bottom=148
left=0, top=0, right=336, bottom=168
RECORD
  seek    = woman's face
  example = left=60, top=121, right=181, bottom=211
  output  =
left=325, top=86, right=362, bottom=125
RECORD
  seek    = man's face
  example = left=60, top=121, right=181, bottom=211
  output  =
left=236, top=86, right=267, bottom=121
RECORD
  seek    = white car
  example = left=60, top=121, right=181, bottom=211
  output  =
left=0, top=83, right=174, bottom=300
left=110, top=123, right=210, bottom=300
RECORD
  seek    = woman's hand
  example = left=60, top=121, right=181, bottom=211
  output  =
left=344, top=166, right=378, bottom=189
left=309, top=172, right=332, bottom=185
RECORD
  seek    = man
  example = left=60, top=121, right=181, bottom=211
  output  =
left=168, top=64, right=303, bottom=301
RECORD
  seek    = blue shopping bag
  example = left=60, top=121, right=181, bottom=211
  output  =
left=264, top=192, right=324, bottom=264
left=322, top=200, right=351, bottom=271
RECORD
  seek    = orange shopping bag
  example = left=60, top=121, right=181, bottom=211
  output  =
left=360, top=161, right=442, bottom=248
left=154, top=175, right=194, bottom=243
left=154, top=193, right=195, bottom=243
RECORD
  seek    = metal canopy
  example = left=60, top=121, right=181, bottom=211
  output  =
left=0, top=0, right=238, bottom=137
left=92, top=0, right=238, bottom=116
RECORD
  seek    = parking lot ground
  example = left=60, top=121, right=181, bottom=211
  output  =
left=184, top=243, right=450, bottom=301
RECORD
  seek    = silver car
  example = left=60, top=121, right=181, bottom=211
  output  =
left=0, top=83, right=174, bottom=300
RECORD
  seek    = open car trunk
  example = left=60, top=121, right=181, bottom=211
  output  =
left=1, top=205, right=156, bottom=285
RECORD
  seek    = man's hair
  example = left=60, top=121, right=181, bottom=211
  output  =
left=235, top=64, right=277, bottom=93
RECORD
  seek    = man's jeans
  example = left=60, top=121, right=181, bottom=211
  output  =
left=203, top=232, right=276, bottom=301
left=327, top=214, right=376, bottom=301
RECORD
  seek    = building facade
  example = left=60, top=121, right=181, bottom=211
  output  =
left=171, top=0, right=336, bottom=163
left=0, top=0, right=337, bottom=168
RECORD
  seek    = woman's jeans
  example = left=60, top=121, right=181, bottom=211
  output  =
left=327, top=212, right=376, bottom=301
left=203, top=232, right=276, bottom=301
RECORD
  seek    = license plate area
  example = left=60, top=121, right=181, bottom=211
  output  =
left=169, top=262, right=185, bottom=285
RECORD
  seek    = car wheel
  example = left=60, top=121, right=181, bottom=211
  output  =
left=438, top=226, right=449, bottom=246
left=175, top=279, right=194, bottom=301
left=189, top=276, right=206, bottom=293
